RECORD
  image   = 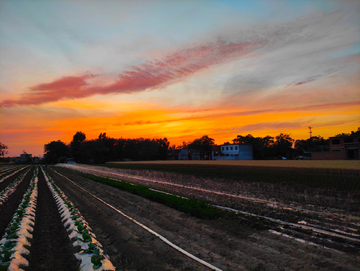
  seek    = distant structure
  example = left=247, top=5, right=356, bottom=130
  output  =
left=13, top=153, right=32, bottom=163
left=214, top=144, right=253, bottom=160
left=312, top=135, right=359, bottom=160
left=308, top=126, right=313, bottom=138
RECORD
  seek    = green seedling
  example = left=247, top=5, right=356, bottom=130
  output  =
left=7, top=232, right=18, bottom=240
left=7, top=224, right=19, bottom=234
left=2, top=241, right=16, bottom=251
left=82, top=230, right=92, bottom=242
left=77, top=230, right=92, bottom=242
left=0, top=250, right=14, bottom=262
left=0, top=263, right=10, bottom=271
left=91, top=255, right=103, bottom=270
left=81, top=242, right=100, bottom=255
left=16, top=209, right=25, bottom=216
left=77, top=224, right=84, bottom=233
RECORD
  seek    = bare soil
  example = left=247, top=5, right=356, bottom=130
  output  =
left=109, top=160, right=360, bottom=171
left=45, top=166, right=360, bottom=271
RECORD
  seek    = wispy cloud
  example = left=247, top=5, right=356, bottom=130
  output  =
left=0, top=39, right=266, bottom=108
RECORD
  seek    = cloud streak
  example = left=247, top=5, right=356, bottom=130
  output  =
left=0, top=39, right=266, bottom=108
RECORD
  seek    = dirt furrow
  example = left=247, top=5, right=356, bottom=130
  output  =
left=23, top=168, right=79, bottom=271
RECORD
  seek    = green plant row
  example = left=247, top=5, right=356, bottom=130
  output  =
left=0, top=167, right=38, bottom=271
left=41, top=167, right=115, bottom=271
left=85, top=174, right=225, bottom=220
left=83, top=173, right=279, bottom=232
left=0, top=167, right=31, bottom=206
left=0, top=165, right=26, bottom=181
left=102, top=163, right=360, bottom=192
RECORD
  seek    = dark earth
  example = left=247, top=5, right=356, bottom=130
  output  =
left=1, top=165, right=359, bottom=270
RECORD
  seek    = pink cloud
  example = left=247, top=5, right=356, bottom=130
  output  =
left=0, top=39, right=266, bottom=108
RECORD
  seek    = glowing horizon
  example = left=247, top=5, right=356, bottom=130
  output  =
left=0, top=0, right=359, bottom=157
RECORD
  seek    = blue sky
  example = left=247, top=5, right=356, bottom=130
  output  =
left=0, top=0, right=359, bottom=156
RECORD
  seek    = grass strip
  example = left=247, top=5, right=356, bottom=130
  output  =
left=83, top=173, right=279, bottom=230
left=101, top=163, right=360, bottom=192
left=84, top=174, right=223, bottom=220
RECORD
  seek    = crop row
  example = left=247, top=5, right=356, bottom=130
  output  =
left=0, top=165, right=23, bottom=176
left=0, top=167, right=38, bottom=270
left=41, top=167, right=115, bottom=271
left=0, top=166, right=28, bottom=184
left=0, top=168, right=31, bottom=206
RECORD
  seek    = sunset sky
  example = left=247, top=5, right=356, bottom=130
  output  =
left=1, top=0, right=359, bottom=157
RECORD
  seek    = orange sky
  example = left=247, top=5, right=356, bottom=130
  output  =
left=0, top=0, right=359, bottom=157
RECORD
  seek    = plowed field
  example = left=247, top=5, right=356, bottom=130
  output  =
left=1, top=164, right=359, bottom=271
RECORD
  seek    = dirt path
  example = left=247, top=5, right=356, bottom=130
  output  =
left=24, top=168, right=79, bottom=271
left=0, top=167, right=33, bottom=238
left=47, top=166, right=360, bottom=271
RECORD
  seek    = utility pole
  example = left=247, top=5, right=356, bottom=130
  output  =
left=308, top=126, right=313, bottom=139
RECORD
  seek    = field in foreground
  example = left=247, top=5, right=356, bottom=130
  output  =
left=1, top=163, right=359, bottom=270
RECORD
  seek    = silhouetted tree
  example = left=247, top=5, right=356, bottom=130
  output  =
left=98, top=133, right=117, bottom=161
left=157, top=138, right=170, bottom=160
left=233, top=134, right=274, bottom=159
left=44, top=140, right=70, bottom=164
left=274, top=133, right=294, bottom=158
left=79, top=139, right=107, bottom=164
left=187, top=135, right=215, bottom=157
left=0, top=142, right=8, bottom=158
left=295, top=136, right=329, bottom=153
left=334, top=127, right=360, bottom=138
left=70, top=131, right=86, bottom=162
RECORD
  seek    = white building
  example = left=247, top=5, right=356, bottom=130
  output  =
left=216, top=144, right=253, bottom=160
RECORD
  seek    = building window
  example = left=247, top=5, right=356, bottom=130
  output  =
left=230, top=146, right=233, bottom=150
left=344, top=138, right=353, bottom=143
left=226, top=147, right=229, bottom=150
left=235, top=146, right=238, bottom=150
left=221, top=147, right=224, bottom=151
left=332, top=139, right=340, bottom=145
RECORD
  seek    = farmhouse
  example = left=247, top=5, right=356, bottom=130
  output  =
left=13, top=153, right=32, bottom=163
left=312, top=136, right=360, bottom=160
left=215, top=144, right=253, bottom=160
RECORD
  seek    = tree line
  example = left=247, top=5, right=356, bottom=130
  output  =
left=2, top=127, right=358, bottom=164
left=43, top=132, right=170, bottom=164
left=172, top=128, right=359, bottom=160
left=177, top=133, right=301, bottom=160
